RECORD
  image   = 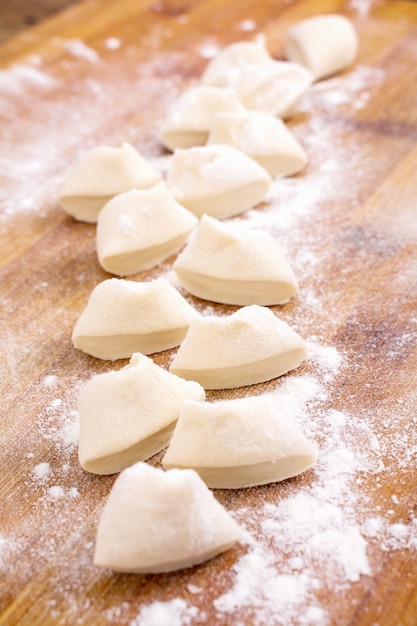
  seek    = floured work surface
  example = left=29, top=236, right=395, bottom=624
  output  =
left=1, top=0, right=417, bottom=624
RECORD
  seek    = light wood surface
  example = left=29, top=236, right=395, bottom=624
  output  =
left=1, top=1, right=417, bottom=624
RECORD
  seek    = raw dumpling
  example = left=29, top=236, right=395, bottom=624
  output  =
left=94, top=462, right=242, bottom=573
left=59, top=142, right=161, bottom=222
left=173, top=215, right=299, bottom=305
left=163, top=395, right=317, bottom=488
left=166, top=144, right=271, bottom=219
left=285, top=14, right=359, bottom=81
left=161, top=85, right=244, bottom=151
left=78, top=353, right=205, bottom=475
left=72, top=277, right=197, bottom=360
left=169, top=305, right=307, bottom=389
left=200, top=35, right=271, bottom=88
left=96, top=184, right=198, bottom=276
left=235, top=59, right=313, bottom=119
left=207, top=109, right=307, bottom=177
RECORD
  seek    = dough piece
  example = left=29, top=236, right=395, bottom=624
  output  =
left=59, top=142, right=162, bottom=223
left=163, top=395, right=318, bottom=488
left=200, top=35, right=271, bottom=88
left=235, top=59, right=313, bottom=119
left=94, top=462, right=242, bottom=573
left=169, top=305, right=307, bottom=389
left=285, top=14, right=359, bottom=81
left=207, top=110, right=307, bottom=178
left=78, top=353, right=205, bottom=475
left=161, top=85, right=244, bottom=151
left=173, top=215, right=299, bottom=305
left=166, top=144, right=271, bottom=219
left=72, top=277, right=197, bottom=360
left=96, top=184, right=198, bottom=276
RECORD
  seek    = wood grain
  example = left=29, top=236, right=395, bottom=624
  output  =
left=1, top=1, right=417, bottom=624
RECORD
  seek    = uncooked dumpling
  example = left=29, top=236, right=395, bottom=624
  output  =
left=161, top=85, right=244, bottom=151
left=163, top=395, right=317, bottom=488
left=78, top=353, right=205, bottom=475
left=207, top=110, right=307, bottom=178
left=96, top=184, right=198, bottom=276
left=59, top=142, right=161, bottom=222
left=173, top=215, right=299, bottom=305
left=169, top=305, right=307, bottom=389
left=235, top=59, right=313, bottom=119
left=200, top=35, right=271, bottom=88
left=94, top=462, right=242, bottom=573
left=166, top=144, right=271, bottom=219
left=72, top=277, right=197, bottom=360
left=285, top=14, right=359, bottom=81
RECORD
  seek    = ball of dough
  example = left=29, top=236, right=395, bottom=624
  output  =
left=166, top=144, right=271, bottom=219
left=78, top=353, right=205, bottom=475
left=160, top=85, right=244, bottom=151
left=200, top=35, right=271, bottom=88
left=72, top=277, right=198, bottom=360
left=169, top=305, right=307, bottom=389
left=59, top=142, right=161, bottom=222
left=207, top=109, right=307, bottom=177
left=94, top=462, right=242, bottom=573
left=96, top=183, right=198, bottom=276
left=163, top=395, right=318, bottom=488
left=173, top=214, right=299, bottom=305
left=284, top=14, right=359, bottom=81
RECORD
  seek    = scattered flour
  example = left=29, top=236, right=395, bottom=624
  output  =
left=105, top=37, right=122, bottom=50
left=62, top=39, right=100, bottom=63
left=132, top=598, right=199, bottom=626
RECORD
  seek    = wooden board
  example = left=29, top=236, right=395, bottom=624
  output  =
left=1, top=1, right=417, bottom=624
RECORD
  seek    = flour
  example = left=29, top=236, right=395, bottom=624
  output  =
left=132, top=599, right=199, bottom=626
left=105, top=37, right=122, bottom=50
left=62, top=39, right=100, bottom=63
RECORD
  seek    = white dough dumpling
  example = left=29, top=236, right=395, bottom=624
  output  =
left=169, top=305, right=307, bottom=389
left=161, top=85, right=244, bottom=151
left=96, top=184, right=198, bottom=276
left=166, top=144, right=271, bottom=219
left=163, top=395, right=318, bottom=488
left=285, top=14, right=359, bottom=81
left=173, top=215, right=299, bottom=305
left=207, top=110, right=307, bottom=177
left=72, top=277, right=197, bottom=360
left=94, top=462, right=242, bottom=573
left=59, top=142, right=161, bottom=223
left=78, top=353, right=205, bottom=475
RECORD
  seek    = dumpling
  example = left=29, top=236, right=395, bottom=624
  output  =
left=94, top=462, right=242, bottom=573
left=207, top=109, right=307, bottom=177
left=163, top=395, right=317, bottom=488
left=166, top=144, right=271, bottom=219
left=78, top=353, right=205, bottom=475
left=160, top=85, right=244, bottom=151
left=173, top=215, right=299, bottom=305
left=285, top=14, right=359, bottom=81
left=96, top=183, right=198, bottom=276
left=169, top=305, right=307, bottom=389
left=72, top=277, right=197, bottom=360
left=59, top=142, right=161, bottom=222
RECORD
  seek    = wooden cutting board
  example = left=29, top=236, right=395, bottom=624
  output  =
left=1, top=1, right=417, bottom=624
